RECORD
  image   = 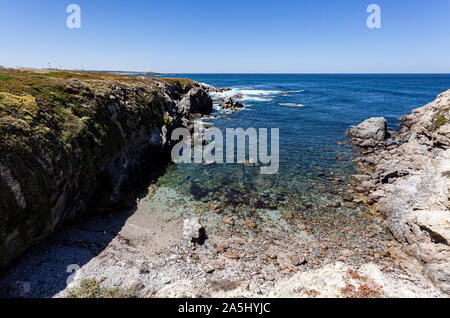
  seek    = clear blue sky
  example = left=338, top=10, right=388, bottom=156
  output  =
left=1, top=0, right=449, bottom=73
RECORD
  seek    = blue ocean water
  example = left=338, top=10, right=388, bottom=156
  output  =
left=157, top=74, right=450, bottom=215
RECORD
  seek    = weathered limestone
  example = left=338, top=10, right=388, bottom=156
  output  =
left=347, top=117, right=389, bottom=147
left=348, top=90, right=450, bottom=293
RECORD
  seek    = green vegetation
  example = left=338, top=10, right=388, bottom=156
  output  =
left=66, top=279, right=139, bottom=298
left=0, top=68, right=195, bottom=259
left=435, top=114, right=447, bottom=129
left=433, top=105, right=449, bottom=131
left=156, top=77, right=194, bottom=89
left=164, top=113, right=173, bottom=125
left=0, top=74, right=11, bottom=81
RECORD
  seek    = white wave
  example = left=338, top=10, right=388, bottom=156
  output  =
left=239, top=89, right=282, bottom=96
left=279, top=103, right=306, bottom=107
left=193, top=119, right=215, bottom=132
left=242, top=96, right=273, bottom=102
left=210, top=87, right=282, bottom=105
left=210, top=88, right=240, bottom=100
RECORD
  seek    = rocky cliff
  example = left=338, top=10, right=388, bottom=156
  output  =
left=347, top=90, right=450, bottom=293
left=0, top=69, right=213, bottom=268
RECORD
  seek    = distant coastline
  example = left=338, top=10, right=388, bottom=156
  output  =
left=89, top=70, right=162, bottom=76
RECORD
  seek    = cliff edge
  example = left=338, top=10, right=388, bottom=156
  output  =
left=0, top=69, right=213, bottom=268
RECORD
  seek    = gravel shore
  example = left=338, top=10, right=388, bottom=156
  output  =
left=0, top=185, right=444, bottom=298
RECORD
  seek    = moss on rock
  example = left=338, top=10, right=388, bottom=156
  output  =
left=0, top=68, right=200, bottom=268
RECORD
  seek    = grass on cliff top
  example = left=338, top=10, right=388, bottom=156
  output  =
left=155, top=77, right=193, bottom=87
left=0, top=67, right=195, bottom=159
left=0, top=68, right=194, bottom=97
left=0, top=67, right=194, bottom=152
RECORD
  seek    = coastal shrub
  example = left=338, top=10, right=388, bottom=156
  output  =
left=432, top=104, right=449, bottom=131
left=434, top=114, right=447, bottom=130
left=66, top=279, right=139, bottom=298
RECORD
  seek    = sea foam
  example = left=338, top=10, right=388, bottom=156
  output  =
left=211, top=88, right=282, bottom=103
left=279, top=103, right=306, bottom=107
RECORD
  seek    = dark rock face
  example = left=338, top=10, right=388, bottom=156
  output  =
left=0, top=74, right=212, bottom=268
left=219, top=97, right=244, bottom=112
left=176, top=87, right=213, bottom=116
left=348, top=90, right=450, bottom=294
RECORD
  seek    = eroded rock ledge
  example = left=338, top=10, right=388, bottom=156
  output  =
left=347, top=89, right=450, bottom=293
left=0, top=69, right=215, bottom=268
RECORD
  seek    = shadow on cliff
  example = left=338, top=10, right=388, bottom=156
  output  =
left=0, top=207, right=136, bottom=298
left=0, top=160, right=170, bottom=298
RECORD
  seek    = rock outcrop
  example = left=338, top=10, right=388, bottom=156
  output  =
left=348, top=90, right=450, bottom=293
left=0, top=69, right=213, bottom=268
left=219, top=97, right=244, bottom=113
left=347, top=117, right=389, bottom=147
left=177, top=87, right=213, bottom=116
left=182, top=218, right=205, bottom=244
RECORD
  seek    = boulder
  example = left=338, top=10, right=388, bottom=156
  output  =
left=219, top=97, right=244, bottom=110
left=347, top=117, right=388, bottom=143
left=182, top=218, right=205, bottom=244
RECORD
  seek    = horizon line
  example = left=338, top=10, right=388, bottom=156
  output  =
left=4, top=67, right=450, bottom=75
left=100, top=70, right=450, bottom=75
left=99, top=71, right=450, bottom=75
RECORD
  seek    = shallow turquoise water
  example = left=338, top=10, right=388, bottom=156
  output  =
left=156, top=74, right=450, bottom=216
